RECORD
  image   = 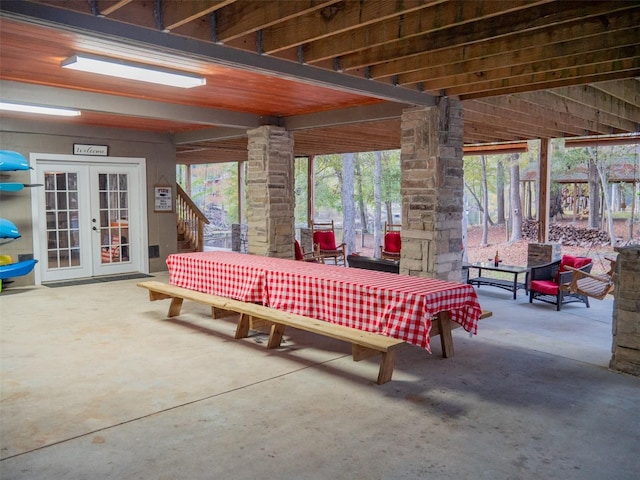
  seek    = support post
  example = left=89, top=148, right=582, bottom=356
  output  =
left=537, top=138, right=551, bottom=243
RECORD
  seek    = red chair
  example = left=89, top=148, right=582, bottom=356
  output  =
left=529, top=255, right=593, bottom=310
left=311, top=220, right=346, bottom=266
left=380, top=222, right=401, bottom=260
left=294, top=240, right=317, bottom=262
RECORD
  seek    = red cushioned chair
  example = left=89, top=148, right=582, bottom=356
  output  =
left=529, top=255, right=593, bottom=311
left=294, top=240, right=317, bottom=262
left=311, top=220, right=346, bottom=266
left=380, top=222, right=401, bottom=260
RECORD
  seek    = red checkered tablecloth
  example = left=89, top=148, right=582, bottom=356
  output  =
left=167, top=251, right=482, bottom=352
left=167, top=251, right=272, bottom=304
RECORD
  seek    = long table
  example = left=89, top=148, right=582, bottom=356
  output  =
left=167, top=251, right=482, bottom=353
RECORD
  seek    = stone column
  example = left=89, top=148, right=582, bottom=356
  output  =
left=610, top=246, right=640, bottom=376
left=246, top=126, right=295, bottom=258
left=400, top=98, right=464, bottom=281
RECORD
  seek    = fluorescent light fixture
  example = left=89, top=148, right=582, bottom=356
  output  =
left=61, top=54, right=206, bottom=88
left=0, top=102, right=81, bottom=117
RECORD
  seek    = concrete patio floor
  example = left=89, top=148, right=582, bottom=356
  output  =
left=1, top=271, right=638, bottom=480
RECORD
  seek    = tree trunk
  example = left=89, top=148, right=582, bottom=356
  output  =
left=588, top=156, right=600, bottom=229
left=509, top=153, right=523, bottom=243
left=481, top=155, right=489, bottom=246
left=385, top=200, right=393, bottom=225
left=354, top=153, right=369, bottom=234
left=373, top=151, right=382, bottom=258
left=595, top=161, right=616, bottom=246
left=341, top=153, right=356, bottom=255
left=496, top=160, right=505, bottom=224
left=465, top=182, right=495, bottom=225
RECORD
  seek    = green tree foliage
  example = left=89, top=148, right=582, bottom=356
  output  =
left=312, top=151, right=400, bottom=227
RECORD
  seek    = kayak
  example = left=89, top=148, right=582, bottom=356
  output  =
left=0, top=259, right=38, bottom=280
left=0, top=182, right=43, bottom=192
left=0, top=218, right=20, bottom=239
left=0, top=259, right=38, bottom=291
left=0, top=150, right=30, bottom=171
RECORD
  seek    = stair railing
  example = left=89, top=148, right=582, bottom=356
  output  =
left=175, top=183, right=210, bottom=252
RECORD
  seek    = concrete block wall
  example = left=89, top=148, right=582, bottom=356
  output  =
left=246, top=126, right=295, bottom=258
left=400, top=98, right=464, bottom=281
left=610, top=246, right=640, bottom=376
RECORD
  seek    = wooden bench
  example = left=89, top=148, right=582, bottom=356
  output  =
left=138, top=281, right=492, bottom=384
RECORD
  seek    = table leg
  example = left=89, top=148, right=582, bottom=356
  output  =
left=437, top=311, right=454, bottom=358
left=512, top=273, right=518, bottom=299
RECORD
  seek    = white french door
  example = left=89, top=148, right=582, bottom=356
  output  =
left=31, top=155, right=148, bottom=283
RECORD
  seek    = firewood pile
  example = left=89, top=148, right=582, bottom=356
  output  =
left=522, top=220, right=611, bottom=246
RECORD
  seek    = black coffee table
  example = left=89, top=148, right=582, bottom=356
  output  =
left=464, top=262, right=529, bottom=299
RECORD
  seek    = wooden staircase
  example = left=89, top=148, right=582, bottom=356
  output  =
left=176, top=183, right=209, bottom=252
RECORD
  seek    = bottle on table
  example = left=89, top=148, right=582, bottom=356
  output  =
left=494, top=250, right=500, bottom=267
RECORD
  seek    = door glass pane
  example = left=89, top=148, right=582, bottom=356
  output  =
left=45, top=171, right=80, bottom=269
left=99, top=173, right=130, bottom=264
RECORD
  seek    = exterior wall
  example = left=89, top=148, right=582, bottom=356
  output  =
left=400, top=98, right=465, bottom=281
left=1, top=119, right=177, bottom=286
left=610, top=246, right=640, bottom=376
left=246, top=126, right=294, bottom=258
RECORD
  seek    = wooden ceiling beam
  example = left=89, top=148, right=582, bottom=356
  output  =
left=511, top=89, right=633, bottom=134
left=411, top=45, right=639, bottom=93
left=545, top=90, right=639, bottom=134
left=213, top=0, right=340, bottom=43
left=99, top=1, right=134, bottom=17
left=259, top=0, right=439, bottom=55
left=551, top=85, right=640, bottom=124
left=95, top=0, right=158, bottom=29
left=338, top=1, right=627, bottom=71
left=302, top=0, right=547, bottom=64
left=469, top=95, right=601, bottom=136
left=162, top=0, right=236, bottom=32
left=590, top=79, right=640, bottom=107
left=463, top=107, right=564, bottom=140
left=465, top=102, right=584, bottom=138
left=449, top=60, right=640, bottom=100
left=395, top=27, right=640, bottom=86
left=464, top=142, right=529, bottom=156
left=370, top=7, right=639, bottom=79
left=564, top=134, right=640, bottom=148
left=462, top=124, right=526, bottom=143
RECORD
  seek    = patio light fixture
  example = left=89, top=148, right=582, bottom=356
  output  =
left=0, top=101, right=81, bottom=117
left=61, top=54, right=206, bottom=88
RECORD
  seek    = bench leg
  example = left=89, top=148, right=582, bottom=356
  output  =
left=377, top=350, right=397, bottom=384
left=235, top=314, right=251, bottom=339
left=211, top=306, right=237, bottom=320
left=267, top=323, right=286, bottom=349
left=437, top=311, right=454, bottom=358
left=167, top=297, right=183, bottom=317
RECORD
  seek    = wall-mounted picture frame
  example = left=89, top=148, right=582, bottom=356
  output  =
left=154, top=185, right=173, bottom=212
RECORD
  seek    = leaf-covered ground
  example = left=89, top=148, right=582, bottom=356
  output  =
left=356, top=218, right=638, bottom=276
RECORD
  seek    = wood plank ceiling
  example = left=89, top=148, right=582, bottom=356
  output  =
left=0, top=0, right=639, bottom=164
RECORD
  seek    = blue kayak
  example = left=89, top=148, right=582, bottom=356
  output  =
left=0, top=150, right=30, bottom=171
left=0, top=182, right=43, bottom=192
left=0, top=259, right=38, bottom=280
left=0, top=218, right=21, bottom=239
